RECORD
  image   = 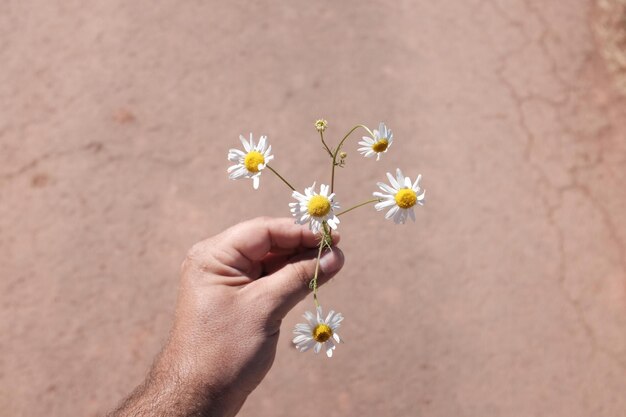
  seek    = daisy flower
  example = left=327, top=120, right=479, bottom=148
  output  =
left=373, top=168, right=425, bottom=224
left=289, top=183, right=340, bottom=234
left=227, top=133, right=274, bottom=189
left=358, top=122, right=393, bottom=160
left=292, top=306, right=343, bottom=357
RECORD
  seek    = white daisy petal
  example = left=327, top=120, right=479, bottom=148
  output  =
left=373, top=191, right=393, bottom=200
left=376, top=182, right=397, bottom=194
left=316, top=306, right=323, bottom=323
left=412, top=174, right=422, bottom=190
left=395, top=168, right=405, bottom=186
left=325, top=310, right=335, bottom=323
left=239, top=135, right=251, bottom=152
left=385, top=205, right=399, bottom=219
left=228, top=167, right=247, bottom=179
left=304, top=311, right=315, bottom=324
left=330, top=313, right=343, bottom=325
left=375, top=199, right=396, bottom=210
left=299, top=340, right=316, bottom=352
left=325, top=339, right=336, bottom=357
left=386, top=172, right=400, bottom=189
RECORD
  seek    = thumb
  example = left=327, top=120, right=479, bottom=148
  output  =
left=258, top=246, right=345, bottom=318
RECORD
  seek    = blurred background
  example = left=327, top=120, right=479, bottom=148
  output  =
left=1, top=1, right=626, bottom=416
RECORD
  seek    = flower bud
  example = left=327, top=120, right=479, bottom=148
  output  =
left=315, top=119, right=328, bottom=132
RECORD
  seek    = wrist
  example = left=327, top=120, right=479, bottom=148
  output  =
left=109, top=350, right=228, bottom=417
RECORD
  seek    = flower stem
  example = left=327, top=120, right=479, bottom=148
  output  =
left=265, top=165, right=296, bottom=191
left=310, top=223, right=333, bottom=307
left=330, top=124, right=374, bottom=193
left=320, top=131, right=333, bottom=158
left=336, top=198, right=380, bottom=217
left=310, top=238, right=325, bottom=308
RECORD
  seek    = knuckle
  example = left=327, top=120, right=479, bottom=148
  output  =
left=183, top=239, right=214, bottom=270
left=254, top=215, right=272, bottom=222
left=289, top=261, right=312, bottom=290
left=251, top=216, right=272, bottom=228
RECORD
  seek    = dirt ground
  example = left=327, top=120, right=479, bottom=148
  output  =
left=1, top=1, right=626, bottom=416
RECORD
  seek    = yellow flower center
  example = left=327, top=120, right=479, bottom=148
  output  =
left=307, top=195, right=331, bottom=217
left=312, top=323, right=333, bottom=343
left=244, top=151, right=265, bottom=172
left=395, top=188, right=417, bottom=209
left=372, top=138, right=389, bottom=153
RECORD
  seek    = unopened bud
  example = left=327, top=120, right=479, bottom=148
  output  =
left=315, top=119, right=328, bottom=132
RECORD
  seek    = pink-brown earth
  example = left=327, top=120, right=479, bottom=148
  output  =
left=1, top=1, right=626, bottom=416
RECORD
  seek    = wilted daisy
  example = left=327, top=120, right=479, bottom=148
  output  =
left=293, top=306, right=343, bottom=357
left=290, top=183, right=340, bottom=234
left=227, top=133, right=274, bottom=189
left=373, top=168, right=425, bottom=224
left=358, top=122, right=393, bottom=160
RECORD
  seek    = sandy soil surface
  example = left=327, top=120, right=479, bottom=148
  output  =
left=1, top=1, right=626, bottom=416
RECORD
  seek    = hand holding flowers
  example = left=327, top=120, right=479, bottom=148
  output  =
left=227, top=120, right=426, bottom=357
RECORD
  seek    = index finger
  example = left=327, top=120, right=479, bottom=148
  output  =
left=218, top=217, right=340, bottom=263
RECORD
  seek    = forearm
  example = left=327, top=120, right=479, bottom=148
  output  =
left=107, top=350, right=232, bottom=417
left=107, top=370, right=206, bottom=417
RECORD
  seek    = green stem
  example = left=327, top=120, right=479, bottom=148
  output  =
left=310, top=238, right=325, bottom=307
left=310, top=223, right=333, bottom=307
left=265, top=165, right=296, bottom=191
left=320, top=131, right=333, bottom=158
left=336, top=198, right=380, bottom=216
left=330, top=124, right=374, bottom=193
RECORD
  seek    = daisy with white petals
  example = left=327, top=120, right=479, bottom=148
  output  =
left=293, top=306, right=343, bottom=357
left=290, top=183, right=340, bottom=234
left=373, top=168, right=425, bottom=224
left=227, top=133, right=274, bottom=189
left=358, top=122, right=393, bottom=161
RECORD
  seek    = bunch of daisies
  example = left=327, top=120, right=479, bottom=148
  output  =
left=227, top=120, right=425, bottom=357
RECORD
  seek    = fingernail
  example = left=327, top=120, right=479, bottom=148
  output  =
left=319, top=247, right=344, bottom=275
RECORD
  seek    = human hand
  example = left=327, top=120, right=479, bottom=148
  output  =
left=109, top=217, right=344, bottom=417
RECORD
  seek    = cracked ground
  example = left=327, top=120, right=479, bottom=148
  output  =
left=1, top=1, right=625, bottom=416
